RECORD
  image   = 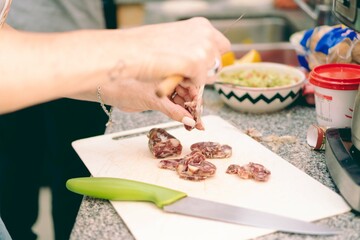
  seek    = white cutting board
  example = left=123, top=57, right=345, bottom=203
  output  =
left=72, top=115, right=350, bottom=240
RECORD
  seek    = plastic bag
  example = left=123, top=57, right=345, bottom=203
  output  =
left=298, top=25, right=359, bottom=70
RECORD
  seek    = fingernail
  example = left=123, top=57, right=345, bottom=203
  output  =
left=182, top=116, right=196, bottom=128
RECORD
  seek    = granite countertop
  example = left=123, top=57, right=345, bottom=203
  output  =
left=70, top=88, right=360, bottom=240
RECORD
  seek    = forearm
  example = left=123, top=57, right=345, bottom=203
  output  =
left=0, top=27, right=126, bottom=113
left=0, top=18, right=231, bottom=117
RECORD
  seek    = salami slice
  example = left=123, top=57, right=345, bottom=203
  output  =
left=225, top=164, right=241, bottom=174
left=190, top=142, right=232, bottom=158
left=147, top=128, right=182, bottom=158
left=158, top=158, right=182, bottom=171
left=176, top=151, right=216, bottom=181
left=184, top=100, right=200, bottom=131
left=184, top=87, right=204, bottom=130
left=245, top=162, right=271, bottom=182
left=226, top=162, right=271, bottom=182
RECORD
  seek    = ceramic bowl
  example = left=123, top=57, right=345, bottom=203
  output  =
left=214, top=62, right=306, bottom=113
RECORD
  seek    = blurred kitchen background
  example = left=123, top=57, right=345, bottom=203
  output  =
left=34, top=0, right=336, bottom=239
left=118, top=0, right=335, bottom=43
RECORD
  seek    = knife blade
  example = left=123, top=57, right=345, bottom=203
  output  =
left=66, top=177, right=340, bottom=235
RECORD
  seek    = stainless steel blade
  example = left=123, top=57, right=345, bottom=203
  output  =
left=163, top=197, right=340, bottom=235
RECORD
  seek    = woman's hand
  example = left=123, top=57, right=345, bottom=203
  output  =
left=118, top=17, right=230, bottom=87
left=64, top=17, right=229, bottom=129
left=98, top=78, right=202, bottom=129
left=108, top=17, right=229, bottom=129
left=88, top=17, right=230, bottom=129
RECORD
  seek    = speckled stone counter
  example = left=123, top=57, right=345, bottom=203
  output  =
left=70, top=88, right=360, bottom=240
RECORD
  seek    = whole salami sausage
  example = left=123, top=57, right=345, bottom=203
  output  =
left=190, top=142, right=232, bottom=158
left=147, top=128, right=182, bottom=158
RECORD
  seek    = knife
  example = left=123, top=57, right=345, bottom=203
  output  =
left=66, top=177, right=340, bottom=235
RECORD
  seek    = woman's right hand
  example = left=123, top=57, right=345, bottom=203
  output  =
left=98, top=75, right=205, bottom=128
left=115, top=17, right=231, bottom=87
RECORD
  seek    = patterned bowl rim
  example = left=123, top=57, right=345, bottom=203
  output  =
left=215, top=87, right=302, bottom=105
left=215, top=62, right=306, bottom=92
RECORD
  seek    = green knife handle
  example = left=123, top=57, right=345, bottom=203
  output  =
left=66, top=177, right=187, bottom=208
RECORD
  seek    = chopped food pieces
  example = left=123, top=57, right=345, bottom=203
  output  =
left=158, top=158, right=181, bottom=171
left=159, top=151, right=216, bottom=181
left=177, top=151, right=216, bottom=181
left=225, top=164, right=241, bottom=174
left=219, top=68, right=299, bottom=88
left=244, top=128, right=263, bottom=141
left=147, top=128, right=182, bottom=158
left=226, top=162, right=271, bottom=182
left=149, top=128, right=270, bottom=182
left=244, top=128, right=297, bottom=152
left=190, top=142, right=232, bottom=159
left=262, top=135, right=297, bottom=152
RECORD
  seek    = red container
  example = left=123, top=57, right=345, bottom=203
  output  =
left=309, top=63, right=360, bottom=90
left=309, top=63, right=360, bottom=127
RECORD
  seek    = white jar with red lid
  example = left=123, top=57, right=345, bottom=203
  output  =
left=309, top=63, right=360, bottom=128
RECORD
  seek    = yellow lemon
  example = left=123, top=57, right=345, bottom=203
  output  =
left=221, top=51, right=236, bottom=67
left=235, top=49, right=262, bottom=64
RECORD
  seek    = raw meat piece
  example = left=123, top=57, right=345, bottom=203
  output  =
left=225, top=164, right=241, bottom=174
left=190, top=142, right=232, bottom=158
left=170, top=151, right=217, bottom=181
left=184, top=86, right=204, bottom=130
left=147, top=128, right=182, bottom=158
left=158, top=158, right=182, bottom=171
left=226, top=162, right=271, bottom=182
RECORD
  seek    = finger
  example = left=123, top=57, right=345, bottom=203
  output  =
left=212, top=26, right=231, bottom=55
left=159, top=98, right=196, bottom=129
left=175, top=85, right=193, bottom=102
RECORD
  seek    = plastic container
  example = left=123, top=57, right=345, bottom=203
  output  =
left=309, top=63, right=360, bottom=128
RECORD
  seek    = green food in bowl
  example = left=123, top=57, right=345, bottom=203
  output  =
left=219, top=69, right=300, bottom=88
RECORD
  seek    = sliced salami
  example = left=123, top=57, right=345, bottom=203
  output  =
left=176, top=151, right=216, bottom=181
left=184, top=100, right=200, bottom=131
left=190, top=142, right=232, bottom=158
left=184, top=86, right=204, bottom=130
left=225, top=164, right=241, bottom=174
left=237, top=166, right=253, bottom=180
left=158, top=158, right=182, bottom=171
left=226, top=162, right=271, bottom=182
left=147, top=128, right=182, bottom=158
